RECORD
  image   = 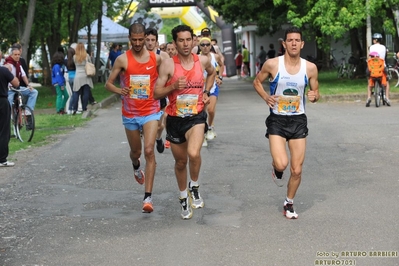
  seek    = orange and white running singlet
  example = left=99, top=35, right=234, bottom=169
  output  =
left=120, top=50, right=160, bottom=118
left=165, top=53, right=204, bottom=117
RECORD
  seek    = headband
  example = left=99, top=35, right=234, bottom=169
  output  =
left=199, top=37, right=211, bottom=44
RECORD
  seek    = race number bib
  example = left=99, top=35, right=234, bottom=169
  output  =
left=129, top=75, right=150, bottom=99
left=276, top=95, right=301, bottom=114
left=176, top=94, right=199, bottom=117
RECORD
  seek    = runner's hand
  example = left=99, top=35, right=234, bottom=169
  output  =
left=266, top=95, right=279, bottom=108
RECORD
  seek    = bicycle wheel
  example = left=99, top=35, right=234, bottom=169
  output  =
left=347, top=64, right=355, bottom=79
left=15, top=106, right=35, bottom=142
left=388, top=68, right=399, bottom=88
left=337, top=65, right=343, bottom=78
left=374, top=82, right=381, bottom=107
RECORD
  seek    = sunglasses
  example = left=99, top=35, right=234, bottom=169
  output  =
left=200, top=43, right=211, bottom=47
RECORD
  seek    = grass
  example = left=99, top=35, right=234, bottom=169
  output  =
left=8, top=82, right=114, bottom=156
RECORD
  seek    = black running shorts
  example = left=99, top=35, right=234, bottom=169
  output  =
left=265, top=113, right=308, bottom=140
left=166, top=111, right=208, bottom=144
left=160, top=98, right=167, bottom=109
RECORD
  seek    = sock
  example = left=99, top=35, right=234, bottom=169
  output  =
left=156, top=138, right=161, bottom=141
left=285, top=198, right=294, bottom=205
left=144, top=192, right=152, bottom=201
left=189, top=180, right=199, bottom=188
left=274, top=168, right=283, bottom=179
left=133, top=160, right=140, bottom=170
left=180, top=190, right=188, bottom=199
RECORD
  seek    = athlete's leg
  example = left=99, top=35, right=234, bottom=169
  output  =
left=286, top=138, right=306, bottom=199
left=142, top=120, right=159, bottom=193
left=185, top=123, right=205, bottom=183
left=125, top=128, right=142, bottom=167
left=269, top=134, right=289, bottom=172
left=207, top=96, right=217, bottom=127
left=170, top=141, right=189, bottom=192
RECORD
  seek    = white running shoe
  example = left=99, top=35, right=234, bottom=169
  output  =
left=206, top=129, right=215, bottom=140
left=202, top=138, right=208, bottom=147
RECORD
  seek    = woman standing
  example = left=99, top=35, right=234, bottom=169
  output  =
left=51, top=51, right=69, bottom=114
left=71, top=43, right=93, bottom=114
left=66, top=45, right=76, bottom=114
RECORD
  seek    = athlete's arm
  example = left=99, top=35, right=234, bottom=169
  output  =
left=253, top=57, right=279, bottom=108
left=154, top=58, right=178, bottom=99
left=201, top=56, right=216, bottom=104
left=306, top=61, right=320, bottom=102
left=215, top=54, right=225, bottom=86
left=105, top=54, right=128, bottom=96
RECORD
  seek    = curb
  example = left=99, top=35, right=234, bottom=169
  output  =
left=83, top=93, right=120, bottom=118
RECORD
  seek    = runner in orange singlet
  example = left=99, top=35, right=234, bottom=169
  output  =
left=106, top=23, right=162, bottom=214
left=154, top=25, right=216, bottom=220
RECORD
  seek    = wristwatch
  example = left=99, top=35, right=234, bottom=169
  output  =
left=203, top=90, right=210, bottom=96
left=218, top=76, right=223, bottom=80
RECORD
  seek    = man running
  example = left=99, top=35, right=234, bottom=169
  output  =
left=154, top=25, right=216, bottom=220
left=105, top=23, right=162, bottom=213
left=144, top=27, right=169, bottom=153
left=253, top=26, right=319, bottom=219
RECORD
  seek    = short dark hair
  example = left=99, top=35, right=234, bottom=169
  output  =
left=171, top=25, right=193, bottom=42
left=284, top=26, right=302, bottom=41
left=51, top=51, right=64, bottom=66
left=129, top=23, right=146, bottom=36
left=145, top=28, right=158, bottom=41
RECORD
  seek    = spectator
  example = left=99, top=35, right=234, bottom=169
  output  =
left=257, top=45, right=267, bottom=72
left=235, top=49, right=243, bottom=79
left=65, top=45, right=76, bottom=114
left=5, top=46, right=39, bottom=114
left=242, top=44, right=250, bottom=76
left=11, top=43, right=29, bottom=87
left=267, top=43, right=276, bottom=59
left=71, top=43, right=93, bottom=115
left=107, top=43, right=121, bottom=69
left=51, top=51, right=69, bottom=114
left=0, top=54, right=19, bottom=167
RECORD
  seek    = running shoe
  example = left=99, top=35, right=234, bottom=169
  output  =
left=202, top=138, right=208, bottom=147
left=142, top=196, right=153, bottom=213
left=0, top=161, right=15, bottom=167
left=283, top=203, right=298, bottom=219
left=366, top=98, right=371, bottom=107
left=133, top=159, right=145, bottom=185
left=206, top=129, right=215, bottom=140
left=271, top=168, right=284, bottom=187
left=164, top=140, right=170, bottom=149
left=156, top=138, right=165, bottom=153
left=188, top=182, right=204, bottom=208
left=179, top=197, right=193, bottom=219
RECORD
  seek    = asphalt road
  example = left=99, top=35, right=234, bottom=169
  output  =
left=1, top=78, right=398, bottom=266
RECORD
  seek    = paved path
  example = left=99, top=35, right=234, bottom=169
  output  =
left=1, top=78, right=398, bottom=265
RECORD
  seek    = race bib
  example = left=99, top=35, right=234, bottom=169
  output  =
left=129, top=75, right=150, bottom=99
left=276, top=95, right=301, bottom=114
left=176, top=94, right=199, bottom=117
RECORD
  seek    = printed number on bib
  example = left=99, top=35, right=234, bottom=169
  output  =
left=276, top=95, right=300, bottom=114
left=130, top=75, right=150, bottom=99
left=176, top=94, right=198, bottom=117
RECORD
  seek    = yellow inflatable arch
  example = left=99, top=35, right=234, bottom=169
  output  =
left=130, top=2, right=207, bottom=34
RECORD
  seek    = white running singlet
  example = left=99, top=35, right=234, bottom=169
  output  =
left=269, top=56, right=309, bottom=115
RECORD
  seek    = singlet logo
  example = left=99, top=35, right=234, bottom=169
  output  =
left=283, top=88, right=299, bottom=96
left=186, top=80, right=203, bottom=89
left=146, top=66, right=154, bottom=70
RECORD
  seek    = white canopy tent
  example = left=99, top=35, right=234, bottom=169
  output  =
left=78, top=15, right=129, bottom=43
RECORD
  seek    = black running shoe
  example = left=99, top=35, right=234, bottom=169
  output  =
left=156, top=138, right=165, bottom=153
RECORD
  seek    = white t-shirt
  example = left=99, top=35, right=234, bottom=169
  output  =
left=369, top=43, right=387, bottom=60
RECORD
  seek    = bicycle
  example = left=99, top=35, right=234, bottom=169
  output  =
left=10, top=86, right=35, bottom=142
left=330, top=49, right=339, bottom=69
left=387, top=55, right=399, bottom=88
left=337, top=51, right=353, bottom=78
left=367, top=57, right=388, bottom=108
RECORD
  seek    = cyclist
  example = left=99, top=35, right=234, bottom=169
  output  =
left=5, top=46, right=39, bottom=113
left=366, top=33, right=390, bottom=107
